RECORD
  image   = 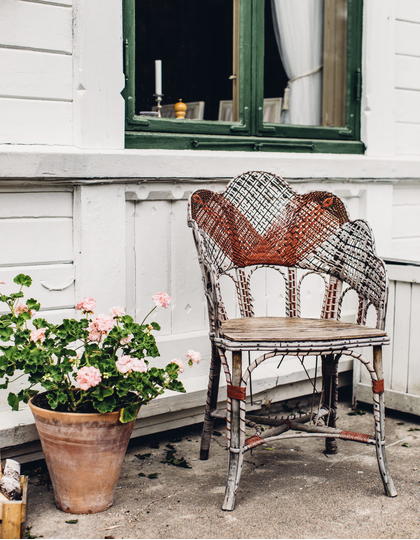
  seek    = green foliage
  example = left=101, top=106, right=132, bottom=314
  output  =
left=119, top=403, right=140, bottom=423
left=13, top=274, right=32, bottom=287
left=0, top=275, right=188, bottom=421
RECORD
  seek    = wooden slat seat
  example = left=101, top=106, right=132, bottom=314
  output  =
left=220, top=316, right=387, bottom=343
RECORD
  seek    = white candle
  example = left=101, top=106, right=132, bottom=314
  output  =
left=155, top=59, right=162, bottom=95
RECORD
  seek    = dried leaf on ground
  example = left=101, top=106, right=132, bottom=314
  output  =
left=161, top=443, right=192, bottom=468
left=135, top=453, right=151, bottom=460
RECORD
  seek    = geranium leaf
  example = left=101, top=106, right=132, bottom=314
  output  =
left=119, top=403, right=140, bottom=423
left=13, top=274, right=32, bottom=287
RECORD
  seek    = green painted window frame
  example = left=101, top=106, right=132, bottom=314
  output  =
left=124, top=0, right=364, bottom=154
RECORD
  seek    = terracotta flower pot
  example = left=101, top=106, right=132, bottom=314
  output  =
left=29, top=397, right=135, bottom=514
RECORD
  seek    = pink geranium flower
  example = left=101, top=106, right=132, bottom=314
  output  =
left=185, top=350, right=201, bottom=365
left=116, top=355, right=147, bottom=374
left=171, top=358, right=184, bottom=373
left=75, top=297, right=96, bottom=312
left=76, top=366, right=102, bottom=391
left=116, top=355, right=132, bottom=374
left=15, top=304, right=32, bottom=316
left=93, top=315, right=115, bottom=333
left=87, top=316, right=115, bottom=342
left=111, top=306, right=125, bottom=317
left=152, top=292, right=171, bottom=309
left=120, top=335, right=133, bottom=345
left=30, top=328, right=46, bottom=343
left=88, top=329, right=102, bottom=342
left=131, top=358, right=147, bottom=373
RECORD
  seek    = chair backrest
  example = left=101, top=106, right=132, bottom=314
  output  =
left=188, top=171, right=387, bottom=332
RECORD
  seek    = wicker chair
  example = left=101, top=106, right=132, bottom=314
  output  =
left=188, top=170, right=397, bottom=511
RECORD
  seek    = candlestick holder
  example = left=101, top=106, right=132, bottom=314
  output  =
left=153, top=93, right=163, bottom=118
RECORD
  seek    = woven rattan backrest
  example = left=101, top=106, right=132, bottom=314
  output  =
left=188, top=171, right=387, bottom=331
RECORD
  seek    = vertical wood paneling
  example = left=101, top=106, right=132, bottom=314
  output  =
left=391, top=281, right=411, bottom=392
left=219, top=273, right=239, bottom=320
left=299, top=272, right=326, bottom=319
left=74, top=184, right=126, bottom=313
left=134, top=201, right=172, bottom=335
left=125, top=201, right=137, bottom=317
left=171, top=200, right=206, bottom=334
left=265, top=268, right=286, bottom=317
left=408, top=283, right=420, bottom=395
left=250, top=268, right=266, bottom=317
left=383, top=280, right=395, bottom=387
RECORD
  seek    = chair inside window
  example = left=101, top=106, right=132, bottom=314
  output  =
left=218, top=98, right=282, bottom=123
left=188, top=170, right=397, bottom=511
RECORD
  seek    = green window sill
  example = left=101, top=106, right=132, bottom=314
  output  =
left=125, top=132, right=365, bottom=154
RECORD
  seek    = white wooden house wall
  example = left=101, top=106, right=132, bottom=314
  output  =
left=1, top=0, right=420, bottom=457
left=0, top=0, right=73, bottom=145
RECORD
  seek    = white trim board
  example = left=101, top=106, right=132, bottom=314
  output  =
left=2, top=147, right=420, bottom=180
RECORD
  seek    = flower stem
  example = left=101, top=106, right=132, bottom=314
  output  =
left=140, top=306, right=157, bottom=326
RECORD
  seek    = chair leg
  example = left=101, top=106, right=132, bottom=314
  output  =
left=200, top=343, right=222, bottom=460
left=222, top=350, right=244, bottom=511
left=322, top=353, right=339, bottom=454
left=373, top=346, right=397, bottom=497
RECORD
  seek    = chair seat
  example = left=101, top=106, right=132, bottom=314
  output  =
left=220, top=316, right=387, bottom=343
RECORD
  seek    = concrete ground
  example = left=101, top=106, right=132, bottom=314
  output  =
left=23, top=403, right=419, bottom=539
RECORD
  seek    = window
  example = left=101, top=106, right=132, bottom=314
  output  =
left=124, top=0, right=363, bottom=153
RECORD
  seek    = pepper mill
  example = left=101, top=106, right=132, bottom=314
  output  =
left=174, top=99, right=187, bottom=119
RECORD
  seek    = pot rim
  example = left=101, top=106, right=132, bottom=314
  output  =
left=28, top=394, right=123, bottom=421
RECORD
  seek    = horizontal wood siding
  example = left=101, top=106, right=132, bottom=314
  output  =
left=0, top=49, right=72, bottom=100
left=394, top=11, right=420, bottom=155
left=0, top=0, right=72, bottom=53
left=0, top=189, right=75, bottom=414
left=0, top=0, right=73, bottom=144
left=0, top=99, right=73, bottom=145
left=396, top=0, right=420, bottom=22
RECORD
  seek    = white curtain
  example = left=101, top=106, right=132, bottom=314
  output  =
left=271, top=0, right=324, bottom=126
